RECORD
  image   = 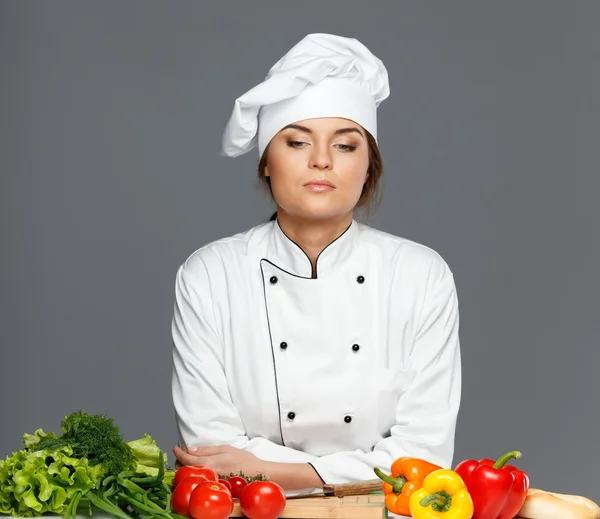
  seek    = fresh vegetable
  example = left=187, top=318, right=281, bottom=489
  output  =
left=0, top=410, right=176, bottom=519
left=0, top=435, right=103, bottom=517
left=227, top=475, right=248, bottom=498
left=409, top=468, right=474, bottom=519
left=239, top=481, right=286, bottom=519
left=189, top=481, right=233, bottom=519
left=219, top=471, right=270, bottom=484
left=128, top=434, right=175, bottom=486
left=454, top=450, right=529, bottom=519
left=173, top=466, right=217, bottom=488
left=31, top=410, right=136, bottom=477
left=80, top=450, right=174, bottom=519
left=218, top=479, right=232, bottom=492
left=172, top=476, right=208, bottom=517
left=374, top=456, right=443, bottom=517
left=194, top=480, right=231, bottom=496
left=218, top=471, right=271, bottom=498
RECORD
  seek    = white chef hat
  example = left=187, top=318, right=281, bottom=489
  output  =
left=220, top=33, right=390, bottom=158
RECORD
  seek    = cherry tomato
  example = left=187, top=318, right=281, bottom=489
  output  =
left=218, top=478, right=232, bottom=492
left=174, top=465, right=218, bottom=487
left=239, top=481, right=287, bottom=519
left=172, top=476, right=209, bottom=517
left=228, top=475, right=248, bottom=498
left=189, top=481, right=234, bottom=519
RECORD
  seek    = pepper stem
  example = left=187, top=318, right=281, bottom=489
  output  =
left=373, top=467, right=407, bottom=494
left=493, top=450, right=522, bottom=469
left=419, top=491, right=453, bottom=512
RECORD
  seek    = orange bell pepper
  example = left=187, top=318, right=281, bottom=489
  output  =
left=374, top=457, right=443, bottom=517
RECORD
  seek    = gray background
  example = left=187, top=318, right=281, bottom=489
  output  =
left=2, top=0, right=599, bottom=506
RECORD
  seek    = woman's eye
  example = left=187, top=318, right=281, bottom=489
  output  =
left=286, top=140, right=307, bottom=148
left=335, top=144, right=357, bottom=152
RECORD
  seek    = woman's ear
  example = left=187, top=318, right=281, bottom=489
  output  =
left=264, top=165, right=270, bottom=178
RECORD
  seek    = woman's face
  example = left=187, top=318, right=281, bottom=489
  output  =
left=264, top=117, right=369, bottom=221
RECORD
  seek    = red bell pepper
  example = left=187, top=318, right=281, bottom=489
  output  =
left=454, top=450, right=529, bottom=519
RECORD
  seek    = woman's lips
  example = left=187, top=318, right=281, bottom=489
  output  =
left=305, top=184, right=335, bottom=192
left=304, top=180, right=335, bottom=192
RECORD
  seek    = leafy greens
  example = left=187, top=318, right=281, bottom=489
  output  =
left=0, top=430, right=103, bottom=516
left=31, top=411, right=136, bottom=478
left=0, top=411, right=174, bottom=518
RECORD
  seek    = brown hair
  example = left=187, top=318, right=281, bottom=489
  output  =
left=257, top=130, right=383, bottom=222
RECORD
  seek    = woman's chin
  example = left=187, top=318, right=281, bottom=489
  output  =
left=284, top=204, right=355, bottom=222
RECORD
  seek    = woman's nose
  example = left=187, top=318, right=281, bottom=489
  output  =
left=309, top=146, right=332, bottom=170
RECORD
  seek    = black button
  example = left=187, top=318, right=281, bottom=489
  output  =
left=344, top=415, right=352, bottom=423
left=352, top=344, right=360, bottom=352
left=357, top=275, right=365, bottom=284
left=287, top=412, right=295, bottom=420
left=270, top=276, right=278, bottom=284
left=280, top=342, right=288, bottom=350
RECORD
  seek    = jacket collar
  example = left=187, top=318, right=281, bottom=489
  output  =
left=267, top=218, right=358, bottom=278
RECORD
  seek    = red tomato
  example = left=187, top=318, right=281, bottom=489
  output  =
left=228, top=476, right=248, bottom=498
left=189, top=481, right=234, bottom=519
left=174, top=465, right=218, bottom=487
left=172, top=476, right=209, bottom=517
left=218, top=478, right=232, bottom=492
left=239, top=481, right=286, bottom=519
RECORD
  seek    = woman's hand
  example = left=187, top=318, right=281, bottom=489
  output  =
left=173, top=444, right=324, bottom=491
left=172, top=444, right=267, bottom=477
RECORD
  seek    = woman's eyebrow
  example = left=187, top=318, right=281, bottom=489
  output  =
left=282, top=124, right=312, bottom=133
left=334, top=128, right=364, bottom=138
left=282, top=124, right=364, bottom=138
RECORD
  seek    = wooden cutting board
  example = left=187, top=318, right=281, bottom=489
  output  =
left=230, top=494, right=386, bottom=519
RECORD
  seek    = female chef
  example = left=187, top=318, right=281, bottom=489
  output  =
left=171, top=33, right=462, bottom=492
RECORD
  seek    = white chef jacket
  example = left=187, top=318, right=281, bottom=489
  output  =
left=171, top=218, right=461, bottom=485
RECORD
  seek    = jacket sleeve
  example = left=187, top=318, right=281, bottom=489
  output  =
left=308, top=254, right=462, bottom=484
left=171, top=258, right=318, bottom=464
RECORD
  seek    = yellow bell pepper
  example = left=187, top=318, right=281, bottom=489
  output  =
left=409, top=469, right=474, bottom=519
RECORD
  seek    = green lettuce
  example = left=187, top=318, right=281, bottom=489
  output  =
left=0, top=427, right=173, bottom=518
left=0, top=431, right=104, bottom=517
left=127, top=434, right=174, bottom=487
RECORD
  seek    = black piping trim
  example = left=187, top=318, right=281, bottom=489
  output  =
left=274, top=219, right=314, bottom=277
left=274, top=218, right=354, bottom=279
left=260, top=261, right=286, bottom=447
left=307, top=462, right=327, bottom=485
left=260, top=258, right=313, bottom=280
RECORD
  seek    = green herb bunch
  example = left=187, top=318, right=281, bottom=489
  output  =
left=32, top=410, right=136, bottom=477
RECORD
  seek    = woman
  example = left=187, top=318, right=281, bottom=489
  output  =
left=171, top=33, right=462, bottom=493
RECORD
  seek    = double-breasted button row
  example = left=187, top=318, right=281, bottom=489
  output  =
left=286, top=412, right=352, bottom=424
left=280, top=341, right=360, bottom=352
left=269, top=275, right=364, bottom=284
left=279, top=342, right=360, bottom=352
